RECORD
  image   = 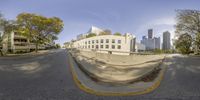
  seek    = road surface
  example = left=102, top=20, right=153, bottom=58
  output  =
left=0, top=50, right=200, bottom=100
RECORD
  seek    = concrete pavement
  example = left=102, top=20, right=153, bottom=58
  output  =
left=0, top=50, right=200, bottom=100
left=71, top=50, right=165, bottom=83
left=68, top=50, right=166, bottom=95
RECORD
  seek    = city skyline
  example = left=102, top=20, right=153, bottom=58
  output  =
left=0, top=0, right=200, bottom=45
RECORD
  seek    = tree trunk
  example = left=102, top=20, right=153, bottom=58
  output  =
left=35, top=42, right=38, bottom=53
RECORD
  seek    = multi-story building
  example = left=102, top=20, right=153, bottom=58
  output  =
left=77, top=26, right=105, bottom=40
left=148, top=29, right=153, bottom=39
left=141, top=29, right=160, bottom=51
left=155, top=37, right=161, bottom=49
left=87, top=26, right=105, bottom=35
left=163, top=31, right=171, bottom=50
left=1, top=31, right=46, bottom=53
left=66, top=26, right=136, bottom=55
left=73, top=33, right=136, bottom=53
left=135, top=43, right=146, bottom=52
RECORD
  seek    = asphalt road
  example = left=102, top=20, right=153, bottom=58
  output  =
left=0, top=50, right=200, bottom=100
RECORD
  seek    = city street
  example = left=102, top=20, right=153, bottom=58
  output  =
left=0, top=49, right=200, bottom=100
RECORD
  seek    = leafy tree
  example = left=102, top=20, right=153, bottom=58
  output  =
left=86, top=33, right=96, bottom=38
left=153, top=48, right=163, bottom=54
left=194, top=33, right=200, bottom=53
left=104, top=29, right=112, bottom=35
left=0, top=13, right=17, bottom=55
left=0, top=13, right=4, bottom=55
left=0, top=13, right=4, bottom=25
left=16, top=13, right=64, bottom=52
left=55, top=43, right=61, bottom=48
left=175, top=9, right=200, bottom=53
left=99, top=29, right=112, bottom=35
left=113, top=32, right=122, bottom=36
left=0, top=13, right=3, bottom=44
left=175, top=33, right=192, bottom=54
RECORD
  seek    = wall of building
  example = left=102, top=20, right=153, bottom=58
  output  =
left=135, top=43, right=146, bottom=52
left=1, top=31, right=46, bottom=53
left=163, top=31, right=171, bottom=50
left=72, top=34, right=136, bottom=53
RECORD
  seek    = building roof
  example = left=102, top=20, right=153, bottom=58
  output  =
left=87, top=26, right=104, bottom=35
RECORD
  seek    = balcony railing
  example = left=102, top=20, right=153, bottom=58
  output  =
left=14, top=35, right=27, bottom=39
left=14, top=42, right=28, bottom=45
left=14, top=45, right=45, bottom=50
left=14, top=46, right=29, bottom=50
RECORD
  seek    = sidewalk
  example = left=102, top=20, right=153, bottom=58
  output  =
left=0, top=49, right=61, bottom=57
left=67, top=51, right=167, bottom=96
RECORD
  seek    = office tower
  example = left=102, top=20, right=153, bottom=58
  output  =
left=148, top=29, right=153, bottom=39
left=141, top=29, right=160, bottom=51
left=163, top=31, right=171, bottom=50
left=154, top=37, right=160, bottom=49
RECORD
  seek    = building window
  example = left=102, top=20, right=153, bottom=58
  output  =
left=112, top=39, right=115, bottom=43
left=92, top=40, right=94, bottom=44
left=88, top=41, right=90, bottom=44
left=118, top=40, right=121, bottom=44
left=85, top=46, right=87, bottom=48
left=88, top=45, right=90, bottom=48
left=112, top=45, right=115, bottom=49
left=106, top=39, right=109, bottom=43
left=85, top=41, right=87, bottom=44
left=92, top=45, right=94, bottom=48
left=100, top=45, right=103, bottom=48
left=106, top=45, right=109, bottom=49
left=117, top=45, right=121, bottom=49
left=96, top=45, right=99, bottom=49
left=101, top=39, right=104, bottom=43
left=96, top=40, right=99, bottom=43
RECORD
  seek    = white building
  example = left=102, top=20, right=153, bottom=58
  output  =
left=87, top=26, right=104, bottom=35
left=77, top=26, right=105, bottom=40
left=73, top=33, right=136, bottom=55
left=135, top=43, right=146, bottom=52
left=65, top=26, right=141, bottom=55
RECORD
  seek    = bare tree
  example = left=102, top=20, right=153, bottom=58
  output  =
left=175, top=9, right=200, bottom=53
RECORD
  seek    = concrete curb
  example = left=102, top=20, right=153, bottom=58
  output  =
left=0, top=50, right=57, bottom=58
left=68, top=51, right=167, bottom=96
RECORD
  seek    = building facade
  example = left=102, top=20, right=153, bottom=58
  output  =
left=163, top=31, right=171, bottom=50
left=1, top=31, right=47, bottom=53
left=66, top=26, right=137, bottom=55
left=77, top=26, right=105, bottom=40
left=87, top=26, right=104, bottom=35
left=141, top=29, right=160, bottom=51
left=73, top=33, right=136, bottom=53
left=135, top=43, right=146, bottom=52
left=148, top=29, right=153, bottom=39
left=155, top=37, right=161, bottom=49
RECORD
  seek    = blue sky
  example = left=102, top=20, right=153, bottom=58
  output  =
left=0, top=0, right=200, bottom=45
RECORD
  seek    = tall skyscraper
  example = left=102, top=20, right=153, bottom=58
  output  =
left=163, top=31, right=171, bottom=50
left=141, top=29, right=160, bottom=51
left=155, top=37, right=160, bottom=49
left=148, top=29, right=153, bottom=39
